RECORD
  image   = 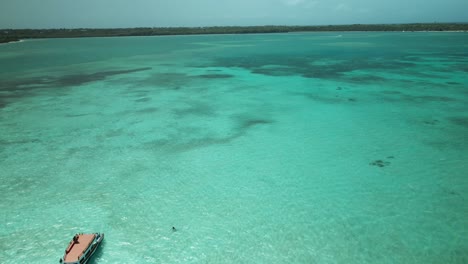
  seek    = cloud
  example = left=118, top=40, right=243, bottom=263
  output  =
left=335, top=3, right=351, bottom=11
left=282, top=0, right=318, bottom=8
left=282, top=0, right=305, bottom=6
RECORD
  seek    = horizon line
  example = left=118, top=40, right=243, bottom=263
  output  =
left=2, top=22, right=468, bottom=30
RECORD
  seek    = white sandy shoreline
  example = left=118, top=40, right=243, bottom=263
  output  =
left=0, top=39, right=25, bottom=45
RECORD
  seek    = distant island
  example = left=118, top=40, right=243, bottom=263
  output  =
left=1, top=23, right=468, bottom=44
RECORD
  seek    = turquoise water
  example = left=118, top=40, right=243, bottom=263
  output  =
left=1, top=32, right=467, bottom=263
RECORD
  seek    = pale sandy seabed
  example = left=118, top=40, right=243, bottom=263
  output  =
left=0, top=32, right=467, bottom=263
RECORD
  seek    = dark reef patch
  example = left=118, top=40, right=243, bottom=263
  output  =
left=370, top=159, right=391, bottom=168
left=103, top=129, right=124, bottom=138
left=425, top=135, right=468, bottom=150
left=208, top=54, right=416, bottom=82
left=174, top=102, right=216, bottom=117
left=441, top=187, right=459, bottom=196
left=143, top=115, right=274, bottom=153
left=135, top=97, right=151, bottom=103
left=237, top=118, right=273, bottom=130
left=299, top=93, right=341, bottom=104
left=382, top=91, right=402, bottom=95
left=133, top=72, right=235, bottom=91
left=295, top=92, right=356, bottom=105
left=65, top=113, right=92, bottom=118
left=346, top=75, right=388, bottom=83
left=195, top=74, right=234, bottom=79
left=54, top=67, right=152, bottom=87
left=380, top=93, right=456, bottom=104
left=0, top=67, right=152, bottom=108
left=424, top=119, right=439, bottom=125
left=145, top=135, right=232, bottom=153
left=252, top=67, right=302, bottom=77
left=449, top=117, right=468, bottom=128
left=139, top=73, right=191, bottom=90
left=122, top=89, right=150, bottom=97
left=231, top=115, right=274, bottom=139
left=414, top=95, right=456, bottom=102
left=423, top=117, right=468, bottom=150
left=0, top=138, right=41, bottom=145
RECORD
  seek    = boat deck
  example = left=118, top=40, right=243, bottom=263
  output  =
left=63, top=234, right=96, bottom=262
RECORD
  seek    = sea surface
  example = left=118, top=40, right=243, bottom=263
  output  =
left=0, top=32, right=467, bottom=263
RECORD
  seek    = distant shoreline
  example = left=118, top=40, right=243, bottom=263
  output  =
left=0, top=39, right=23, bottom=45
left=1, top=23, right=467, bottom=43
left=0, top=37, right=21, bottom=44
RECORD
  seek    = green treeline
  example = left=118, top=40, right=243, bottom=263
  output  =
left=1, top=23, right=467, bottom=43
left=0, top=35, right=21, bottom=44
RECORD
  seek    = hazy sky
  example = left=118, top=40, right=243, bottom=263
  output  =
left=1, top=0, right=467, bottom=29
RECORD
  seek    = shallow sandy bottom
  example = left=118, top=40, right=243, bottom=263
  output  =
left=1, top=32, right=467, bottom=263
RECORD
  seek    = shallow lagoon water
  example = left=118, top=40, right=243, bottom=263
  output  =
left=1, top=32, right=467, bottom=263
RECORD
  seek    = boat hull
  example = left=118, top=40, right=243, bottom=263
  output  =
left=60, top=233, right=104, bottom=264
